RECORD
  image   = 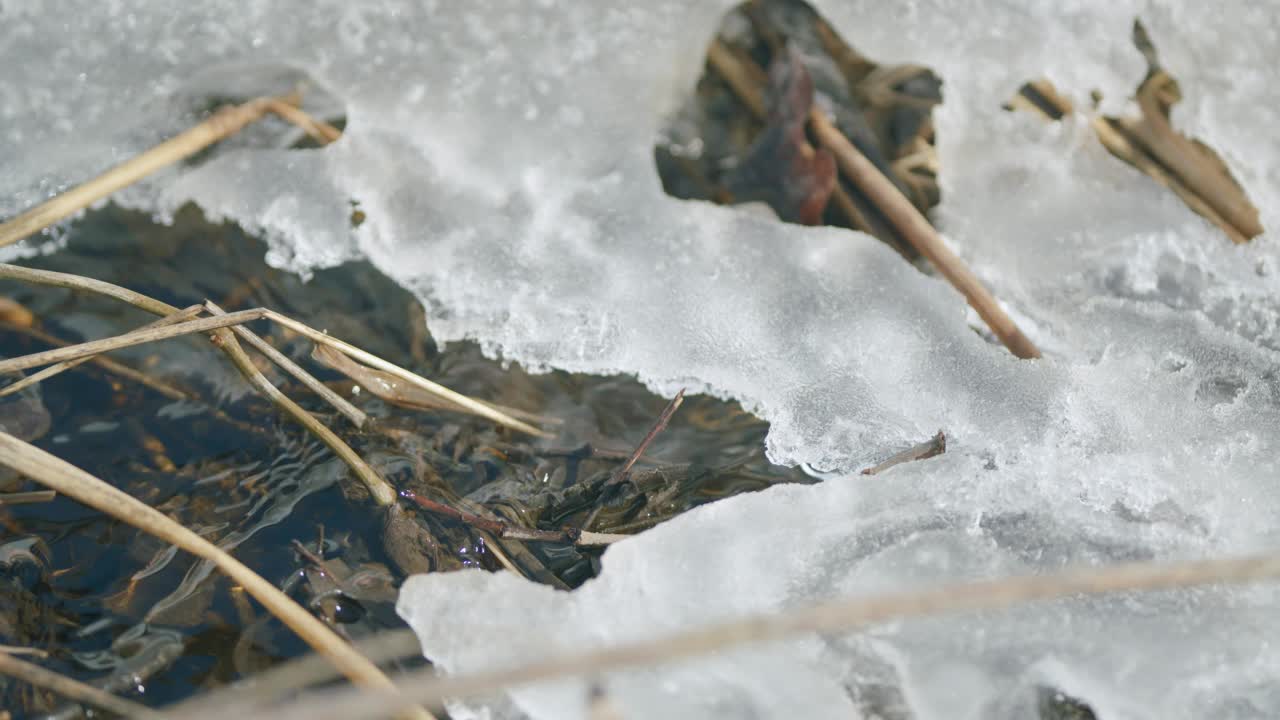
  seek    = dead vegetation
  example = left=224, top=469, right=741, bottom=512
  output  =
left=0, top=1, right=1271, bottom=718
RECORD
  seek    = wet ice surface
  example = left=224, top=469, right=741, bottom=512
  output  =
left=4, top=1, right=1280, bottom=718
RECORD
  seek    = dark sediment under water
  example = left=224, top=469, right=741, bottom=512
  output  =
left=0, top=205, right=805, bottom=716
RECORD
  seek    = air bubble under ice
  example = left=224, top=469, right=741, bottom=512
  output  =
left=3, top=1, right=1280, bottom=718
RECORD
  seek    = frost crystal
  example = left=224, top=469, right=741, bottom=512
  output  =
left=4, top=1, right=1280, bottom=717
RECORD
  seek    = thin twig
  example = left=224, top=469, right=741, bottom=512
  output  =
left=205, top=301, right=367, bottom=428
left=0, top=433, right=435, bottom=720
left=0, top=641, right=161, bottom=719
left=311, top=343, right=551, bottom=428
left=0, top=264, right=541, bottom=436
left=264, top=100, right=344, bottom=145
left=0, top=264, right=396, bottom=506
left=0, top=320, right=191, bottom=402
left=161, top=629, right=423, bottom=717
left=580, top=389, right=686, bottom=530
left=207, top=325, right=398, bottom=507
left=0, top=96, right=293, bottom=249
left=706, top=39, right=1040, bottom=359
left=808, top=109, right=1041, bottom=359
left=235, top=550, right=1280, bottom=720
left=0, top=304, right=203, bottom=398
left=0, top=645, right=48, bottom=658
left=264, top=309, right=550, bottom=437
left=0, top=309, right=266, bottom=373
left=0, top=490, right=57, bottom=505
left=611, top=389, right=685, bottom=486
left=861, top=430, right=946, bottom=475
left=402, top=491, right=628, bottom=547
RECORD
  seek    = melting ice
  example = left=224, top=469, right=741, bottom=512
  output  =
left=4, top=1, right=1280, bottom=718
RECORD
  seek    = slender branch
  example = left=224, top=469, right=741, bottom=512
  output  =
left=402, top=491, right=628, bottom=547
left=0, top=309, right=266, bottom=373
left=611, top=389, right=685, bottom=485
left=808, top=109, right=1041, bottom=359
left=264, top=309, right=550, bottom=437
left=0, top=320, right=192, bottom=402
left=161, top=630, right=423, bottom=717
left=0, top=264, right=396, bottom=506
left=264, top=100, right=343, bottom=145
left=0, top=649, right=160, bottom=719
left=0, top=490, right=57, bottom=505
left=0, top=304, right=203, bottom=398
left=0, top=434, right=435, bottom=720
left=0, top=97, right=284, bottom=249
left=706, top=39, right=1040, bottom=359
left=205, top=301, right=366, bottom=428
left=861, top=430, right=945, bottom=475
left=0, top=93, right=345, bottom=250
left=206, top=325, right=397, bottom=507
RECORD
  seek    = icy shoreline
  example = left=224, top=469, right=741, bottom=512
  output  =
left=5, top=1, right=1280, bottom=717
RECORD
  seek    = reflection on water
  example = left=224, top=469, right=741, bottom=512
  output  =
left=0, top=206, right=805, bottom=713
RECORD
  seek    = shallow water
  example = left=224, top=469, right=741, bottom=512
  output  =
left=0, top=206, right=805, bottom=715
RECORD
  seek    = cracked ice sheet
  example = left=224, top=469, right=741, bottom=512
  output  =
left=3, top=0, right=1280, bottom=717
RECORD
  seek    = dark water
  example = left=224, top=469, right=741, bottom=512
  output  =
left=0, top=205, right=805, bottom=716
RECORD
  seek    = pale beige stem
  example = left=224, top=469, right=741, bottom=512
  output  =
left=808, top=110, right=1041, bottom=359
left=0, top=434, right=433, bottom=720
left=205, top=300, right=367, bottom=428
left=265, top=100, right=343, bottom=144
left=0, top=98, right=278, bottom=249
left=0, top=309, right=268, bottom=373
left=264, top=309, right=551, bottom=437
left=0, top=304, right=203, bottom=398
left=0, top=648, right=160, bottom=719
left=0, top=263, right=395, bottom=506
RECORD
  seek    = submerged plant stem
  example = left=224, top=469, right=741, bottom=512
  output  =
left=0, top=263, right=397, bottom=506
left=0, top=649, right=159, bottom=719
left=0, top=434, right=436, bottom=720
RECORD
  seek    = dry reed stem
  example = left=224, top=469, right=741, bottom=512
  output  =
left=0, top=263, right=397, bottom=506
left=0, top=93, right=344, bottom=250
left=0, top=434, right=436, bottom=720
left=403, top=491, right=630, bottom=547
left=706, top=40, right=1039, bottom=358
left=861, top=430, right=946, bottom=475
left=0, top=490, right=57, bottom=505
left=311, top=343, right=559, bottom=427
left=264, top=100, right=344, bottom=144
left=231, top=550, right=1280, bottom=720
left=0, top=320, right=192, bottom=401
left=205, top=300, right=367, bottom=428
left=0, top=304, right=203, bottom=398
left=0, top=97, right=280, bottom=249
left=0, top=645, right=47, bottom=658
left=0, top=648, right=160, bottom=719
left=262, top=309, right=550, bottom=437
left=0, top=309, right=268, bottom=373
left=164, top=630, right=423, bottom=717
left=208, top=320, right=399, bottom=507
left=808, top=110, right=1041, bottom=359
left=3, top=296, right=553, bottom=437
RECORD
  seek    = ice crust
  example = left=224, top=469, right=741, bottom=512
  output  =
left=4, top=1, right=1280, bottom=718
